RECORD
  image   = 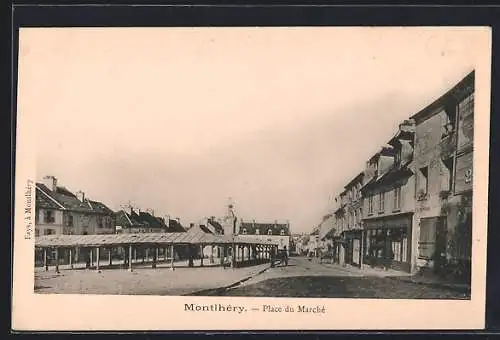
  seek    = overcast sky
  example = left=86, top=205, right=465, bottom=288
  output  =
left=20, top=27, right=481, bottom=233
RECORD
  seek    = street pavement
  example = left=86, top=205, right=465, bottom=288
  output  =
left=207, top=257, right=470, bottom=299
left=34, top=256, right=470, bottom=299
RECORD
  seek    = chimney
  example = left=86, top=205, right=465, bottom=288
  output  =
left=76, top=190, right=85, bottom=202
left=42, top=175, right=58, bottom=192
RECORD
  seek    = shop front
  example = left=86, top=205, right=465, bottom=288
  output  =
left=343, top=230, right=362, bottom=267
left=362, top=213, right=413, bottom=272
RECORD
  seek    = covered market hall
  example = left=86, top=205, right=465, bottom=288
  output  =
left=34, top=226, right=279, bottom=273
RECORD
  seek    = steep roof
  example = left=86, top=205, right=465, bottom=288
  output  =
left=207, top=218, right=224, bottom=234
left=36, top=183, right=114, bottom=214
left=168, top=219, right=187, bottom=232
left=239, top=221, right=290, bottom=236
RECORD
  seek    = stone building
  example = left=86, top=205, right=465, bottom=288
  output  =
left=410, top=70, right=474, bottom=280
left=360, top=121, right=417, bottom=273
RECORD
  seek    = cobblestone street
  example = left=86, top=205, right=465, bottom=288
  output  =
left=200, top=257, right=470, bottom=299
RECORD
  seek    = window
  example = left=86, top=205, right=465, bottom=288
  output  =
left=43, top=229, right=55, bottom=235
left=67, top=215, right=74, bottom=227
left=442, top=157, right=455, bottom=192
left=378, top=192, right=385, bottom=212
left=255, top=229, right=260, bottom=235
left=242, top=228, right=247, bottom=235
left=35, top=229, right=40, bottom=237
left=457, top=93, right=474, bottom=149
left=280, top=229, right=285, bottom=236
left=43, top=210, right=55, bottom=223
left=97, top=216, right=103, bottom=228
left=368, top=195, right=374, bottom=214
left=417, top=166, right=429, bottom=199
left=393, top=186, right=401, bottom=210
left=268, top=229, right=273, bottom=235
left=395, top=150, right=401, bottom=165
left=442, top=105, right=457, bottom=139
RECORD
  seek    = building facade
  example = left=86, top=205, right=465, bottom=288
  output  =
left=35, top=176, right=115, bottom=237
left=360, top=121, right=417, bottom=273
left=342, top=172, right=365, bottom=267
left=238, top=220, right=291, bottom=254
left=35, top=176, right=115, bottom=264
left=411, top=71, right=474, bottom=280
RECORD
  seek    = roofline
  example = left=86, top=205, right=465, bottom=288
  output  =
left=344, top=171, right=365, bottom=190
left=409, top=70, right=475, bottom=123
left=36, top=185, right=66, bottom=210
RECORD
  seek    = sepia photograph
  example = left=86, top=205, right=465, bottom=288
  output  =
left=13, top=26, right=491, bottom=331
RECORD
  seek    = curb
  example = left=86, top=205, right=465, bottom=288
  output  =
left=386, top=276, right=471, bottom=295
left=186, top=266, right=270, bottom=296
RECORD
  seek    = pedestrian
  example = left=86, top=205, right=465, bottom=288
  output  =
left=283, top=246, right=288, bottom=266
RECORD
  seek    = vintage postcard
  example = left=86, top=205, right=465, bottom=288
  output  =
left=12, top=27, right=491, bottom=331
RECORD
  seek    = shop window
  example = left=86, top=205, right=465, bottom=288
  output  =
left=242, top=228, right=247, bottom=235
left=268, top=229, right=273, bottom=235
left=43, top=229, right=55, bottom=235
left=255, top=229, right=260, bottom=235
left=280, top=229, right=285, bottom=236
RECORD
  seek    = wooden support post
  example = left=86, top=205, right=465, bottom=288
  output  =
left=142, top=247, right=145, bottom=264
left=44, top=248, right=48, bottom=271
left=170, top=244, right=175, bottom=270
left=220, top=246, right=225, bottom=267
left=69, top=248, right=73, bottom=269
left=55, top=248, right=60, bottom=273
left=154, top=247, right=158, bottom=268
left=231, top=244, right=236, bottom=269
left=128, top=244, right=133, bottom=272
left=134, top=248, right=137, bottom=263
left=164, top=248, right=167, bottom=261
left=96, top=247, right=101, bottom=272
left=109, top=248, right=113, bottom=266
left=146, top=248, right=149, bottom=262
left=200, top=244, right=204, bottom=267
left=90, top=248, right=94, bottom=267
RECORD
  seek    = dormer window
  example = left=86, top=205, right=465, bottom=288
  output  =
left=268, top=229, right=273, bottom=235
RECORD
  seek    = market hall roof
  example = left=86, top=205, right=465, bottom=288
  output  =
left=34, top=231, right=278, bottom=248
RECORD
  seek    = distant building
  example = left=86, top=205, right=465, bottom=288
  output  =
left=342, top=172, right=365, bottom=267
left=114, top=208, right=179, bottom=233
left=238, top=220, right=291, bottom=254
